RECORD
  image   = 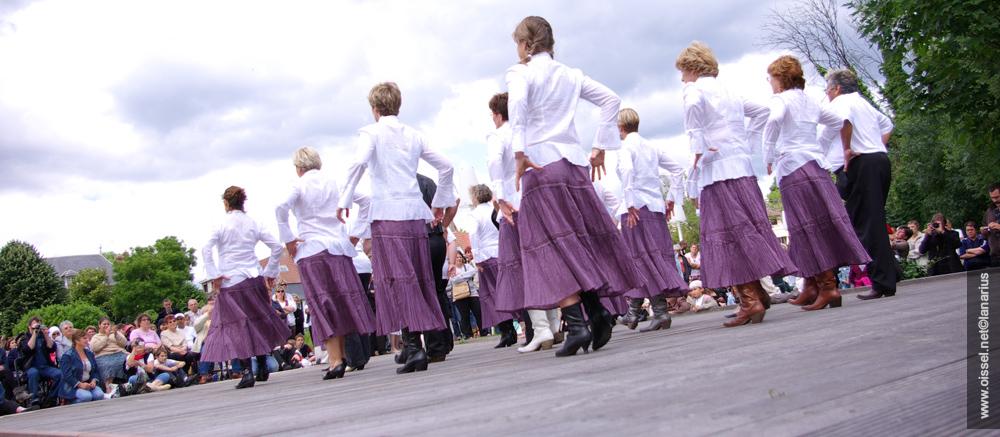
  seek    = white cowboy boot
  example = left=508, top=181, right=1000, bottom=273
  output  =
left=518, top=310, right=555, bottom=353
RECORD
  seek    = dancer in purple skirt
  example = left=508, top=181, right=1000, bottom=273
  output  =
left=762, top=56, right=871, bottom=310
left=337, top=82, right=456, bottom=374
left=486, top=92, right=562, bottom=353
left=675, top=42, right=797, bottom=327
left=507, top=16, right=641, bottom=356
left=275, top=146, right=377, bottom=381
left=467, top=184, right=517, bottom=348
left=614, top=108, right=689, bottom=332
left=201, top=186, right=290, bottom=389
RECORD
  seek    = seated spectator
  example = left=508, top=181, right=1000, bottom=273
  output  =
left=276, top=338, right=303, bottom=370
left=685, top=281, right=718, bottom=313
left=159, top=315, right=197, bottom=374
left=53, top=321, right=74, bottom=359
left=156, top=298, right=183, bottom=328
left=919, top=213, right=963, bottom=275
left=960, top=221, right=992, bottom=271
left=185, top=298, right=201, bottom=321
left=891, top=227, right=913, bottom=260
left=906, top=220, right=928, bottom=266
left=3, top=338, right=19, bottom=377
left=294, top=335, right=316, bottom=366
left=19, top=317, right=62, bottom=407
left=849, top=264, right=872, bottom=287
left=0, top=383, right=36, bottom=415
left=124, top=341, right=170, bottom=392
left=685, top=244, right=702, bottom=281
left=151, top=347, right=189, bottom=388
left=59, top=329, right=105, bottom=403
left=90, top=317, right=128, bottom=388
left=128, top=313, right=161, bottom=350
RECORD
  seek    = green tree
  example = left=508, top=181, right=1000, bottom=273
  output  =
left=68, top=267, right=114, bottom=316
left=669, top=198, right=701, bottom=245
left=12, top=302, right=107, bottom=336
left=853, top=0, right=1000, bottom=226
left=110, top=236, right=203, bottom=323
left=767, top=180, right=783, bottom=213
left=0, top=241, right=66, bottom=334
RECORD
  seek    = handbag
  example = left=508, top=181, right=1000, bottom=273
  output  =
left=452, top=281, right=471, bottom=301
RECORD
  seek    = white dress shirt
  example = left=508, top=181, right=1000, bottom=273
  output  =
left=616, top=132, right=686, bottom=216
left=486, top=122, right=520, bottom=208
left=468, top=203, right=500, bottom=263
left=682, top=76, right=769, bottom=194
left=338, top=116, right=456, bottom=221
left=763, top=89, right=843, bottom=183
left=202, top=210, right=283, bottom=288
left=592, top=180, right=621, bottom=221
left=352, top=241, right=372, bottom=275
left=505, top=52, right=621, bottom=168
left=818, top=92, right=893, bottom=159
left=276, top=169, right=371, bottom=263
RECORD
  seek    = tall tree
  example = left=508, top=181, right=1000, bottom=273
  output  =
left=110, top=236, right=203, bottom=323
left=68, top=267, right=114, bottom=316
left=0, top=241, right=66, bottom=334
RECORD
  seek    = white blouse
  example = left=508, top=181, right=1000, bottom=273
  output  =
left=468, top=203, right=500, bottom=263
left=275, top=169, right=371, bottom=263
left=616, top=132, right=686, bottom=216
left=203, top=210, right=283, bottom=288
left=486, top=122, right=520, bottom=208
left=682, top=77, right=769, bottom=194
left=505, top=52, right=621, bottom=168
left=592, top=180, right=621, bottom=222
left=338, top=116, right=457, bottom=222
left=762, top=89, right=843, bottom=183
left=818, top=92, right=893, bottom=158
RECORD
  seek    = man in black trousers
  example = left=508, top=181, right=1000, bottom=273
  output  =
left=823, top=68, right=898, bottom=299
left=410, top=173, right=458, bottom=362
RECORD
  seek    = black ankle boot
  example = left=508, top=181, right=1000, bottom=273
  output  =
left=494, top=320, right=517, bottom=348
left=397, top=331, right=429, bottom=374
left=235, top=367, right=255, bottom=389
left=621, top=298, right=645, bottom=330
left=394, top=328, right=411, bottom=364
left=521, top=311, right=534, bottom=346
left=255, top=355, right=269, bottom=382
left=555, top=302, right=592, bottom=357
left=580, top=292, right=613, bottom=351
left=324, top=361, right=347, bottom=380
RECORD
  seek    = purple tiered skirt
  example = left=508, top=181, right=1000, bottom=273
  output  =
left=780, top=161, right=872, bottom=277
left=297, top=251, right=377, bottom=343
left=201, top=276, right=290, bottom=362
left=370, top=220, right=446, bottom=336
left=518, top=159, right=641, bottom=309
left=620, top=207, right=689, bottom=299
left=494, top=214, right=525, bottom=314
left=476, top=258, right=512, bottom=329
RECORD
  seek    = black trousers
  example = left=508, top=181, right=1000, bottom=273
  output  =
left=357, top=273, right=388, bottom=355
left=423, top=231, right=454, bottom=358
left=452, top=297, right=483, bottom=339
left=840, top=153, right=898, bottom=293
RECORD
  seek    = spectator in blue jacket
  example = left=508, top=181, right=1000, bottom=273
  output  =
left=58, top=329, right=105, bottom=403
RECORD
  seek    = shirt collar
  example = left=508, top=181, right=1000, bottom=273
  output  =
left=377, top=115, right=400, bottom=125
left=529, top=52, right=553, bottom=64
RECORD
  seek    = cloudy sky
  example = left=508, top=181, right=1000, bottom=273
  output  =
left=1, top=0, right=836, bottom=280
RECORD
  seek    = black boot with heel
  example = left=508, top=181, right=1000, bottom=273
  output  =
left=555, top=302, right=592, bottom=357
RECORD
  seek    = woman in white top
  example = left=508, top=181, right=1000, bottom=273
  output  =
left=446, top=251, right=482, bottom=341
left=507, top=16, right=640, bottom=357
left=467, top=184, right=517, bottom=349
left=762, top=55, right=871, bottom=310
left=684, top=244, right=701, bottom=281
left=615, top=108, right=689, bottom=332
left=201, top=186, right=289, bottom=389
left=486, top=93, right=561, bottom=353
left=275, top=147, right=376, bottom=381
left=337, top=82, right=455, bottom=374
left=676, top=41, right=796, bottom=328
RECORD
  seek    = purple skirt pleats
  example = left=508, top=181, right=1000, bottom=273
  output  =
left=780, top=161, right=872, bottom=277
left=600, top=295, right=630, bottom=316
left=699, top=176, right=799, bottom=288
left=620, top=207, right=689, bottom=299
left=494, top=214, right=526, bottom=314
left=297, top=251, right=377, bottom=343
left=370, top=220, right=446, bottom=336
left=518, top=159, right=641, bottom=310
left=476, top=258, right=512, bottom=329
left=201, top=276, right=290, bottom=362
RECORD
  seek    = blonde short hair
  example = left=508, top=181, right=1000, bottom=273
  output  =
left=618, top=108, right=640, bottom=134
left=675, top=41, right=719, bottom=77
left=293, top=146, right=322, bottom=171
left=368, top=82, right=401, bottom=116
left=469, top=184, right=493, bottom=206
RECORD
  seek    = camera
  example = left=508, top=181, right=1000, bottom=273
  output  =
left=932, top=222, right=941, bottom=229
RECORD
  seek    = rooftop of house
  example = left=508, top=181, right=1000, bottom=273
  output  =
left=44, top=254, right=114, bottom=283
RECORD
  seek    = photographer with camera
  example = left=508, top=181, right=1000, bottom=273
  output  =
left=918, top=213, right=963, bottom=276
left=17, top=316, right=62, bottom=407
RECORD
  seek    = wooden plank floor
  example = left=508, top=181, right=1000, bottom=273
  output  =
left=0, top=272, right=975, bottom=436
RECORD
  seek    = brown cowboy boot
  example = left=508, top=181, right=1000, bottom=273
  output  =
left=789, top=277, right=818, bottom=306
left=723, top=283, right=766, bottom=327
left=803, top=270, right=842, bottom=311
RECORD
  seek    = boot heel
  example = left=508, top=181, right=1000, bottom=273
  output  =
left=540, top=340, right=554, bottom=350
left=750, top=312, right=765, bottom=324
left=829, top=297, right=842, bottom=308
left=414, top=361, right=428, bottom=372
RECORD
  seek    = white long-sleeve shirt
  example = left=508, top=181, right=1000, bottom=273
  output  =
left=202, top=210, right=283, bottom=288
left=616, top=132, right=686, bottom=216
left=682, top=77, right=769, bottom=194
left=592, top=180, right=621, bottom=222
left=338, top=116, right=456, bottom=221
left=817, top=92, right=893, bottom=163
left=486, top=122, right=520, bottom=208
left=468, top=203, right=500, bottom=263
left=275, top=169, right=371, bottom=263
left=763, top=89, right=843, bottom=183
left=505, top=52, right=621, bottom=168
